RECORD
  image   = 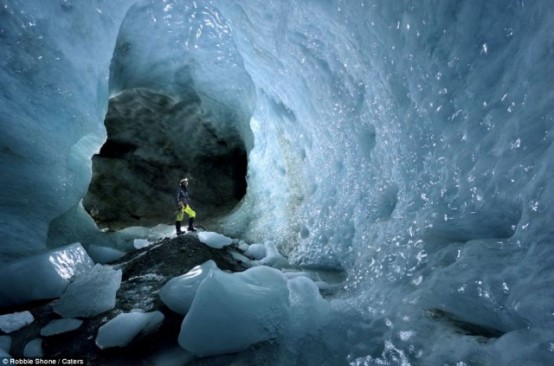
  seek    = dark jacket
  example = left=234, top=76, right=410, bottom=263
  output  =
left=176, top=186, right=191, bottom=206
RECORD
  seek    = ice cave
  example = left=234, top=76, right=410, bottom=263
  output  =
left=1, top=0, right=553, bottom=365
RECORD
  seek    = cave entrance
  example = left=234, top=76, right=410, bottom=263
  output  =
left=83, top=88, right=247, bottom=231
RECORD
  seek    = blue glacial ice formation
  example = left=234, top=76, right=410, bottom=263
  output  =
left=1, top=0, right=553, bottom=364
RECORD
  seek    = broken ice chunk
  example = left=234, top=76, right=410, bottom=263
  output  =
left=53, top=264, right=121, bottom=318
left=40, top=318, right=83, bottom=336
left=0, top=243, right=94, bottom=308
left=96, top=311, right=164, bottom=349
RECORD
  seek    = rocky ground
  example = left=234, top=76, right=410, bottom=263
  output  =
left=5, top=232, right=248, bottom=365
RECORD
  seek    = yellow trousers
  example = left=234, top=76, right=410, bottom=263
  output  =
left=176, top=205, right=196, bottom=221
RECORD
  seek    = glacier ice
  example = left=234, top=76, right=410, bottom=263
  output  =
left=197, top=231, right=233, bottom=249
left=179, top=266, right=290, bottom=356
left=244, top=243, right=266, bottom=259
left=0, top=311, right=34, bottom=334
left=0, top=336, right=11, bottom=357
left=0, top=243, right=94, bottom=308
left=151, top=346, right=194, bottom=366
left=133, top=238, right=152, bottom=250
left=286, top=276, right=331, bottom=334
left=0, top=0, right=137, bottom=261
left=0, top=0, right=553, bottom=364
left=53, top=264, right=122, bottom=318
left=23, top=338, right=43, bottom=358
left=257, top=241, right=289, bottom=268
left=86, top=244, right=126, bottom=264
left=159, top=260, right=218, bottom=316
left=95, top=310, right=164, bottom=349
left=40, top=318, right=83, bottom=337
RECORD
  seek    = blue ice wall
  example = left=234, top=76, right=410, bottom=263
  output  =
left=0, top=0, right=135, bottom=259
left=1, top=0, right=553, bottom=363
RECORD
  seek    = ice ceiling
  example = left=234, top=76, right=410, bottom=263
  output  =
left=1, top=0, right=553, bottom=363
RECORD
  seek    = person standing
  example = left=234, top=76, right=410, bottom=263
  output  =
left=175, top=177, right=196, bottom=234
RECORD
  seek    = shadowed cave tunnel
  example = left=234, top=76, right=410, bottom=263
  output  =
left=83, top=88, right=248, bottom=231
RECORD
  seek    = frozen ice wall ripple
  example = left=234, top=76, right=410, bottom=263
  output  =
left=210, top=0, right=554, bottom=363
left=0, top=0, right=137, bottom=262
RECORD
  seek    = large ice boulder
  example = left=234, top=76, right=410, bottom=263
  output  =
left=178, top=266, right=290, bottom=356
left=159, top=260, right=218, bottom=315
left=53, top=264, right=122, bottom=318
left=96, top=311, right=164, bottom=349
left=0, top=243, right=94, bottom=308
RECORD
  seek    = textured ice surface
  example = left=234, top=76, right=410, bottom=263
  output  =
left=96, top=311, right=164, bottom=349
left=179, top=266, right=289, bottom=356
left=0, top=311, right=34, bottom=334
left=0, top=1, right=137, bottom=260
left=159, top=260, right=218, bottom=315
left=53, top=264, right=122, bottom=318
left=0, top=243, right=94, bottom=308
left=40, top=318, right=83, bottom=336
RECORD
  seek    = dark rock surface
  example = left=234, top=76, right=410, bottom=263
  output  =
left=82, top=87, right=248, bottom=231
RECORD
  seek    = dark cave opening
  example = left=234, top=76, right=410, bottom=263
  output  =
left=83, top=88, right=248, bottom=231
